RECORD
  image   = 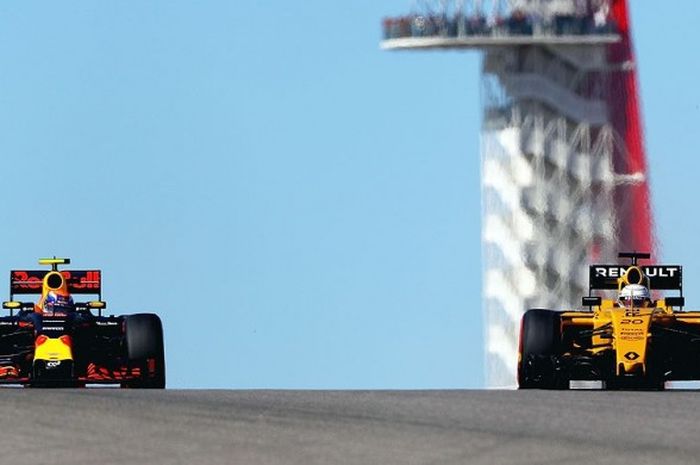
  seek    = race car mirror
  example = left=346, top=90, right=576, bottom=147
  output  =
left=665, top=297, right=685, bottom=308
left=582, top=296, right=602, bottom=307
left=2, top=301, right=20, bottom=310
left=87, top=301, right=106, bottom=309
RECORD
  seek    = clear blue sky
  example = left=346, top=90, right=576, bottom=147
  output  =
left=0, top=1, right=695, bottom=388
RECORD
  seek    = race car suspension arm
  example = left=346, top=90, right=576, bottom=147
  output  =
left=0, top=349, right=32, bottom=360
left=654, top=325, right=700, bottom=342
left=570, top=323, right=613, bottom=349
left=0, top=330, right=31, bottom=340
left=576, top=323, right=612, bottom=337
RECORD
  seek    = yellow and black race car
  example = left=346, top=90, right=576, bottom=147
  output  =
left=518, top=252, right=697, bottom=390
left=0, top=258, right=165, bottom=388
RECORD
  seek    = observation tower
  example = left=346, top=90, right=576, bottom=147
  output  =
left=381, top=0, right=654, bottom=386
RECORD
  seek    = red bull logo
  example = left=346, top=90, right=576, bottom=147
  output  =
left=11, top=270, right=101, bottom=294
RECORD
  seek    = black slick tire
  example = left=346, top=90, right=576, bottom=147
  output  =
left=518, top=309, right=564, bottom=389
left=123, top=313, right=165, bottom=389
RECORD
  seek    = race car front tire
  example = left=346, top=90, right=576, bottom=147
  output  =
left=123, top=313, right=166, bottom=389
left=518, top=309, right=565, bottom=389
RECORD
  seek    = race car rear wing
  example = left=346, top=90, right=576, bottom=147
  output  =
left=589, top=265, right=683, bottom=293
left=10, top=270, right=102, bottom=300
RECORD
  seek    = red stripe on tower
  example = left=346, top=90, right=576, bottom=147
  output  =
left=608, top=0, right=655, bottom=257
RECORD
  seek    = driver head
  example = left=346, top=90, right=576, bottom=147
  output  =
left=618, top=284, right=651, bottom=308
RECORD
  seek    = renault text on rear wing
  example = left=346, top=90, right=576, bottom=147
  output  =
left=589, top=265, right=682, bottom=291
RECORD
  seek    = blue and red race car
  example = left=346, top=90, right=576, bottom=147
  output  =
left=0, top=258, right=165, bottom=388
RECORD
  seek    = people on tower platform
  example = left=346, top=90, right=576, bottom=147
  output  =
left=381, top=2, right=617, bottom=41
left=508, top=9, right=534, bottom=36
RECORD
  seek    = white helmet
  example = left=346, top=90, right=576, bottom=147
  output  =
left=618, top=284, right=651, bottom=307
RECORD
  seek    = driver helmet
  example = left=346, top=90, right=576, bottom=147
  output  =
left=43, top=291, right=75, bottom=314
left=618, top=284, right=651, bottom=308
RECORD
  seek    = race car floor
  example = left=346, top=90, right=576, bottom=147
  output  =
left=1, top=389, right=698, bottom=464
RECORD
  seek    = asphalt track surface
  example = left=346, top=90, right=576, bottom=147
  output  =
left=3, top=389, right=700, bottom=465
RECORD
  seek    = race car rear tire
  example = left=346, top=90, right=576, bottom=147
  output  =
left=518, top=309, right=565, bottom=389
left=123, top=314, right=165, bottom=389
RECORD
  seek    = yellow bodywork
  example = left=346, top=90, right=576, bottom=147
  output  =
left=562, top=303, right=681, bottom=376
left=560, top=265, right=700, bottom=377
left=34, top=338, right=73, bottom=362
